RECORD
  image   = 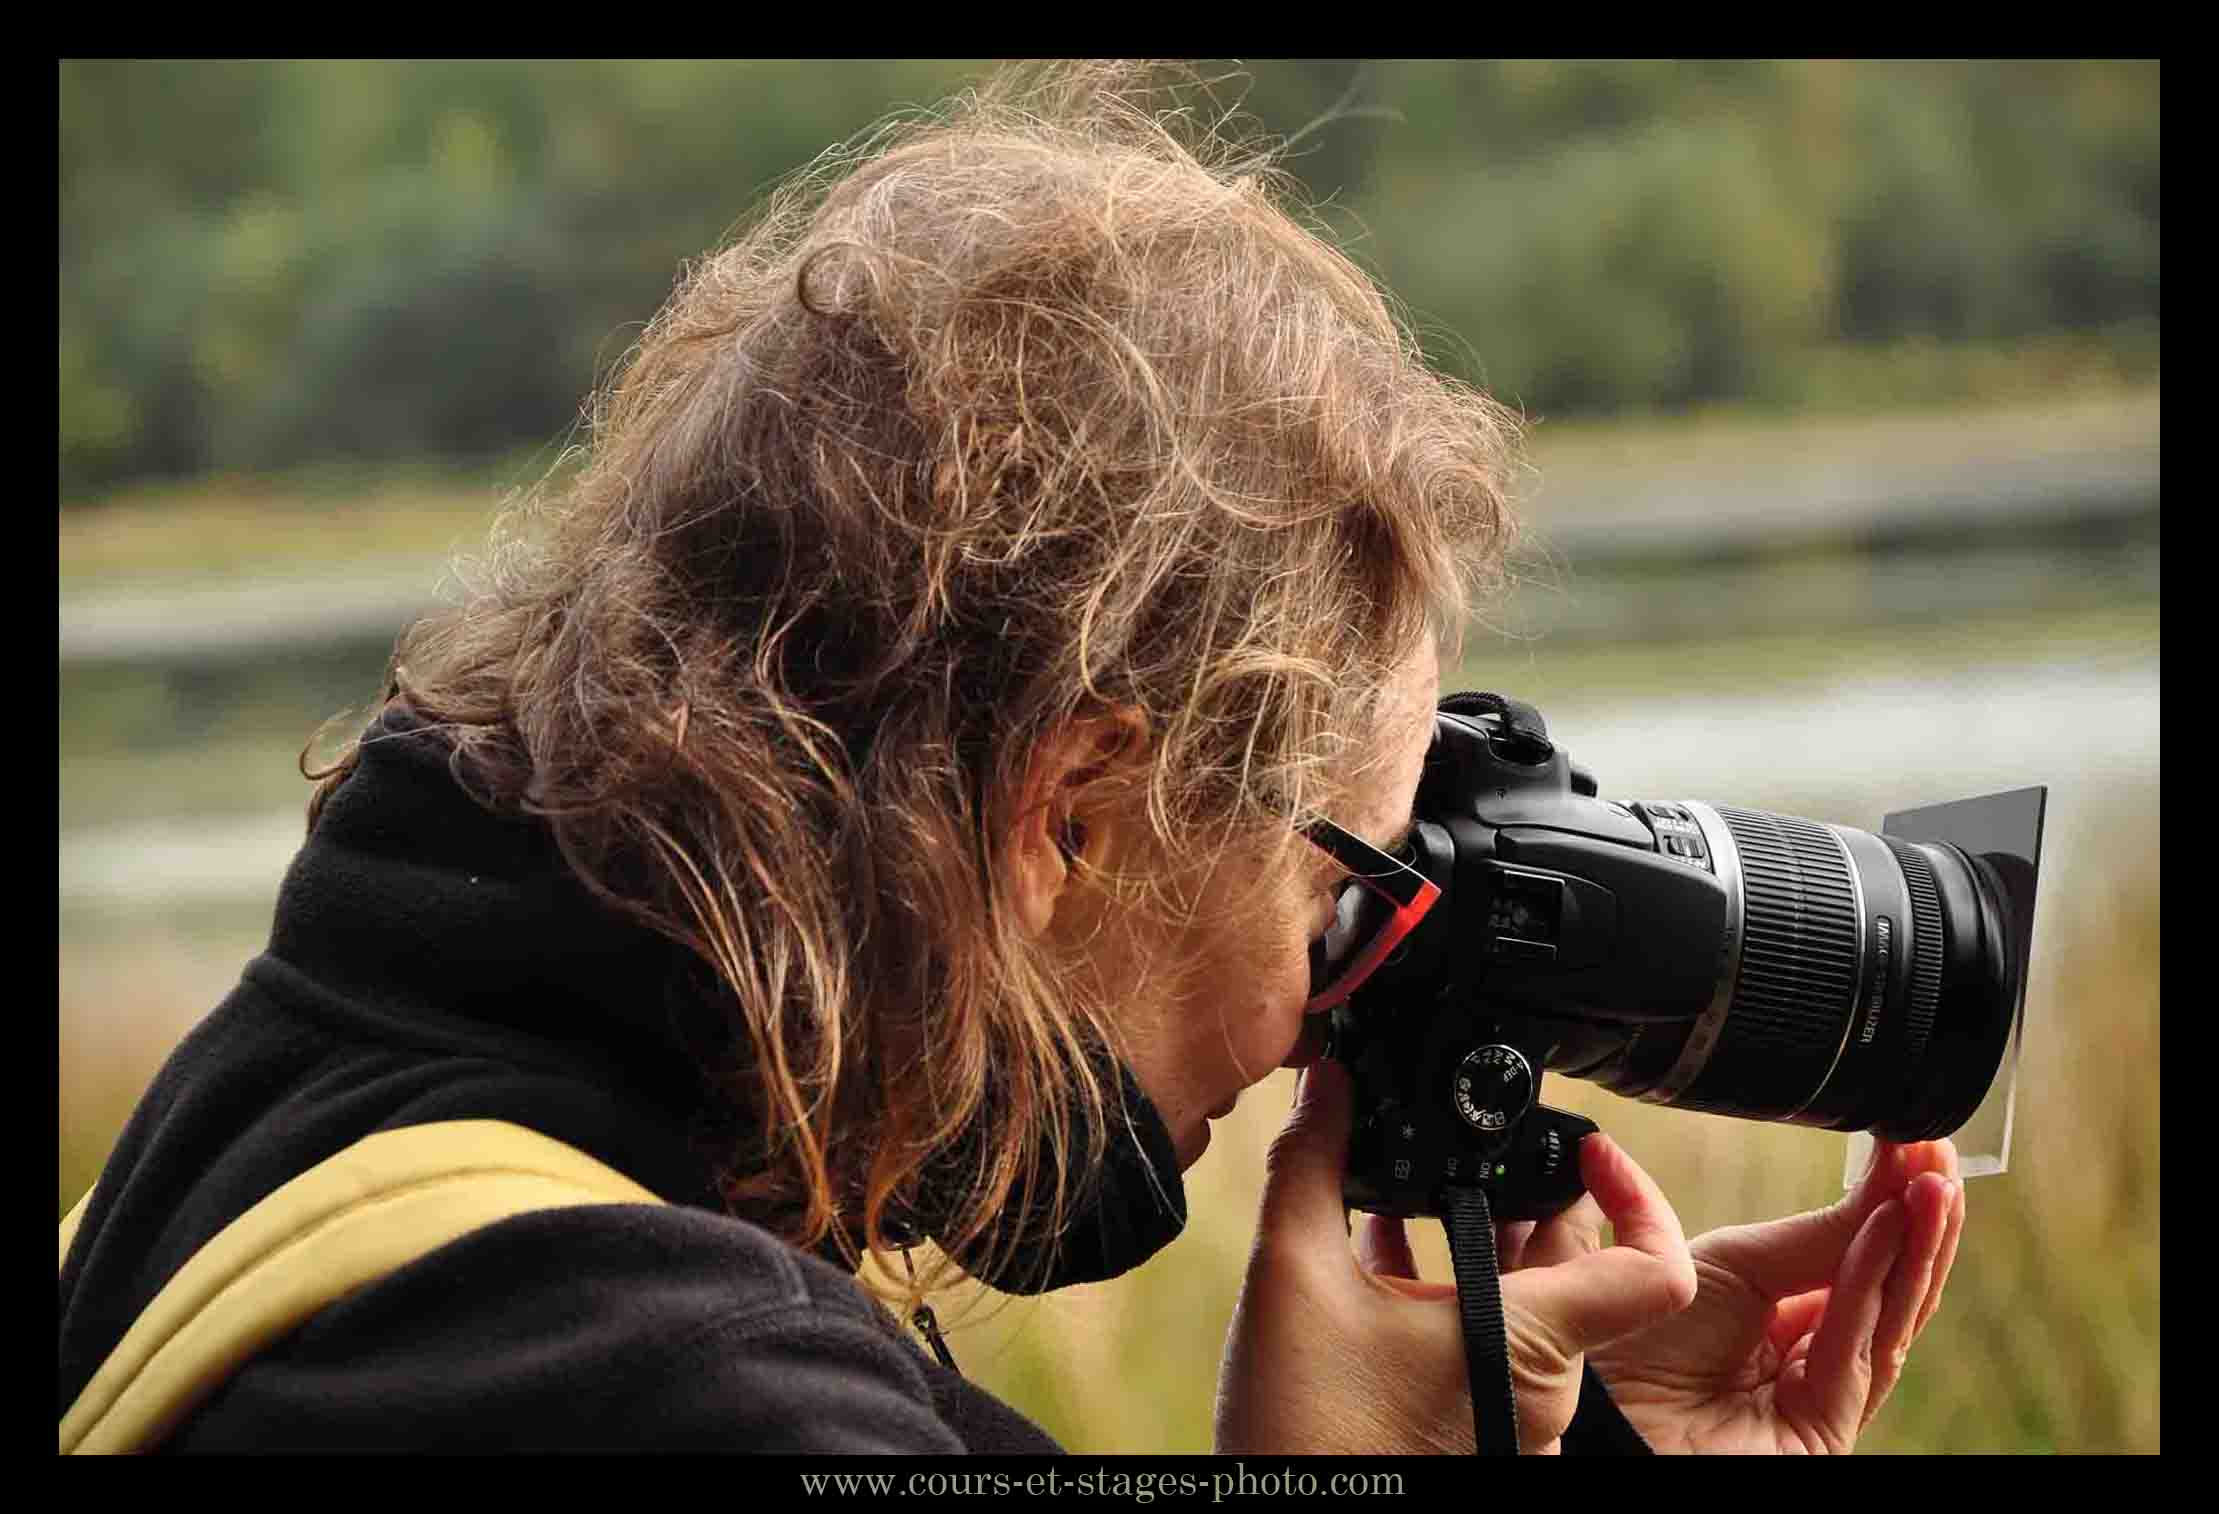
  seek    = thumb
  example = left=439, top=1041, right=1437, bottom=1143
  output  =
left=1256, top=1058, right=1355, bottom=1245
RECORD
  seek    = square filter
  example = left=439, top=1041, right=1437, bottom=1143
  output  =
left=1844, top=786, right=2047, bottom=1189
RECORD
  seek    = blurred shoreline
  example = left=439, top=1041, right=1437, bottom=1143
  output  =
left=60, top=386, right=2159, bottom=656
left=60, top=641, right=2158, bottom=917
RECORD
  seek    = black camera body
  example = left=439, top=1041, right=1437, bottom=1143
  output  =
left=1331, top=693, right=2042, bottom=1223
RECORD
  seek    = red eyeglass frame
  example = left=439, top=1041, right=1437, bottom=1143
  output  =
left=1298, top=816, right=1441, bottom=1013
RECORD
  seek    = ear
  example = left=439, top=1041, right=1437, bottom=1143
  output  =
left=1003, top=709, right=1150, bottom=940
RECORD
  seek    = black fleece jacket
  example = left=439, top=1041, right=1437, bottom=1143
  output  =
left=57, top=705, right=1649, bottom=1454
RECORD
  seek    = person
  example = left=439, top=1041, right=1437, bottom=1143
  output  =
left=57, top=61, right=1965, bottom=1454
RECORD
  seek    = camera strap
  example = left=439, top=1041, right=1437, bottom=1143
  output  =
left=1443, top=1185, right=1521, bottom=1455
left=1440, top=691, right=1551, bottom=755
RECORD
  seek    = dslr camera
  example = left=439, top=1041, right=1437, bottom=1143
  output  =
left=1321, top=692, right=2045, bottom=1222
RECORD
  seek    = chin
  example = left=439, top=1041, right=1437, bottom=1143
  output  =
left=1175, top=1120, right=1211, bottom=1170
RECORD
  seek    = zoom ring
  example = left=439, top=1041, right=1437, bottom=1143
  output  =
left=1682, top=807, right=1861, bottom=1119
left=1880, top=835, right=1945, bottom=1076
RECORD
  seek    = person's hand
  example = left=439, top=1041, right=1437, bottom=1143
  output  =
left=1215, top=1059, right=1696, bottom=1455
left=1575, top=1137, right=1966, bottom=1454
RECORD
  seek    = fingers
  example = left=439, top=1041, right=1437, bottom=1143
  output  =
left=1778, top=1198, right=1906, bottom=1452
left=1504, top=1135, right=1696, bottom=1357
left=1766, top=1288, right=1830, bottom=1358
left=1355, top=1213, right=1420, bottom=1280
left=1521, top=1195, right=1604, bottom=1271
left=1256, top=1060, right=1356, bottom=1246
left=1783, top=1329, right=1818, bottom=1372
left=1350, top=1212, right=1459, bottom=1302
left=1494, top=1219, right=1537, bottom=1273
left=1857, top=1138, right=1958, bottom=1208
left=1578, top=1135, right=1693, bottom=1302
left=1696, top=1137, right=1957, bottom=1302
left=1860, top=1173, right=1954, bottom=1429
left=1913, top=1176, right=1965, bottom=1338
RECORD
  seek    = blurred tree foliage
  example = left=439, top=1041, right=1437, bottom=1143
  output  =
left=59, top=59, right=2159, bottom=501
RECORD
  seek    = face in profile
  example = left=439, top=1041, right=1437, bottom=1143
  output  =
left=1114, top=631, right=1441, bottom=1169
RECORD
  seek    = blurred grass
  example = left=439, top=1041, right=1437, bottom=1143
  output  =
left=1522, top=382, right=2157, bottom=480
left=56, top=449, right=557, bottom=587
left=59, top=915, right=276, bottom=1217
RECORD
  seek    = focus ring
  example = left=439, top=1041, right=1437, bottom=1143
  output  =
left=1682, top=807, right=1861, bottom=1119
left=1881, top=835, right=1945, bottom=1079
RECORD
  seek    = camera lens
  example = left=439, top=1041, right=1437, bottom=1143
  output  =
left=1616, top=802, right=2017, bottom=1140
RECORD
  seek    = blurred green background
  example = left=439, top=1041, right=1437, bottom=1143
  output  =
left=60, top=60, right=2157, bottom=1454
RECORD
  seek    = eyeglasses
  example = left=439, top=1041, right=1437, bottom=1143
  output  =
left=1300, top=817, right=1441, bottom=1014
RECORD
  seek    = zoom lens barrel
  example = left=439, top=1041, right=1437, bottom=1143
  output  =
left=1629, top=800, right=2014, bottom=1138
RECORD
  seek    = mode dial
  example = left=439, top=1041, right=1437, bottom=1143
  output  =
left=1452, top=1044, right=1536, bottom=1137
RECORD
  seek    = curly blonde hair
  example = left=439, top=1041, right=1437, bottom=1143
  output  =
left=308, top=60, right=1520, bottom=1302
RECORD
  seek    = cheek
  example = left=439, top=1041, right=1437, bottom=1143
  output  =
left=1214, top=898, right=1319, bottom=1063
left=1147, top=866, right=1323, bottom=1107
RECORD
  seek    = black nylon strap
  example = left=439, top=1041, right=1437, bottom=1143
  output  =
left=1564, top=1364, right=1656, bottom=1454
left=1443, top=1187, right=1520, bottom=1455
left=1440, top=692, right=1552, bottom=756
